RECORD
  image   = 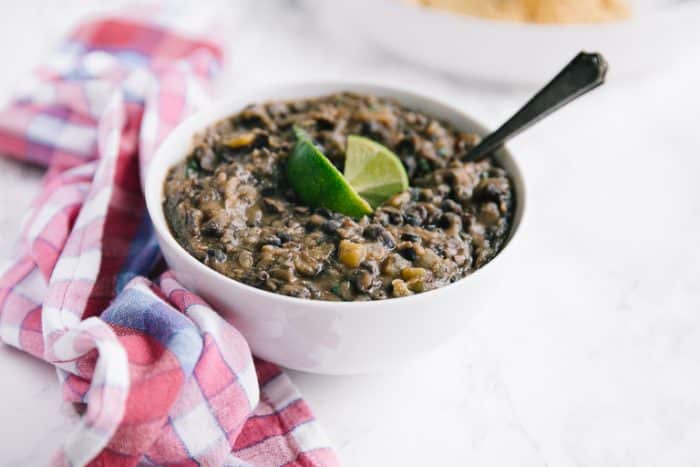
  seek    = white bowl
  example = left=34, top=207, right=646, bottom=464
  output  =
left=145, top=82, right=526, bottom=374
left=318, top=0, right=700, bottom=84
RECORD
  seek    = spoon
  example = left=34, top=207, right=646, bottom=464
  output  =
left=464, top=51, right=608, bottom=163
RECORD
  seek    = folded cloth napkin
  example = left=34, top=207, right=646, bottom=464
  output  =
left=0, top=9, right=339, bottom=467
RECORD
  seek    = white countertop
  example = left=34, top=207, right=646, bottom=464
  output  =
left=1, top=1, right=700, bottom=466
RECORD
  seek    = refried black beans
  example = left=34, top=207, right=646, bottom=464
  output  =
left=163, top=92, right=514, bottom=301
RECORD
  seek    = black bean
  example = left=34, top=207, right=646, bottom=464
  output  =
left=323, top=220, right=341, bottom=234
left=403, top=213, right=422, bottom=226
left=441, top=199, right=462, bottom=213
left=315, top=118, right=335, bottom=131
left=361, top=121, right=381, bottom=137
left=389, top=211, right=404, bottom=225
left=277, top=231, right=292, bottom=243
left=396, top=136, right=415, bottom=154
left=374, top=211, right=390, bottom=226
left=404, top=204, right=427, bottom=226
left=401, top=232, right=420, bottom=242
left=363, top=224, right=384, bottom=240
left=261, top=235, right=282, bottom=247
left=474, top=178, right=509, bottom=202
left=379, top=207, right=404, bottom=226
left=207, top=248, right=227, bottom=262
left=364, top=224, right=396, bottom=246
left=425, top=207, right=444, bottom=225
left=201, top=219, right=223, bottom=236
left=399, top=246, right=417, bottom=262
left=439, top=212, right=462, bottom=232
left=379, top=231, right=396, bottom=249
left=253, top=133, right=269, bottom=148
left=462, top=213, right=474, bottom=230
left=442, top=170, right=456, bottom=184
left=314, top=207, right=333, bottom=218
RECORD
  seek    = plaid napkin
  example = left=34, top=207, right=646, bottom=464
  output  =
left=0, top=9, right=339, bottom=467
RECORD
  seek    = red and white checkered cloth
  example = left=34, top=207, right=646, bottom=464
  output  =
left=0, top=9, right=339, bottom=467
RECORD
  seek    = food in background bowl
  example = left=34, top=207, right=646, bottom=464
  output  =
left=163, top=93, right=514, bottom=302
left=408, top=0, right=630, bottom=23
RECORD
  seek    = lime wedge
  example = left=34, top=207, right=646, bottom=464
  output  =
left=344, top=135, right=409, bottom=208
left=287, top=127, right=372, bottom=218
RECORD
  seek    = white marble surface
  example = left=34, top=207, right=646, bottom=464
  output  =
left=2, top=1, right=700, bottom=466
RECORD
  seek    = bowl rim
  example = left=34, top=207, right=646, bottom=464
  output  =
left=144, top=80, right=527, bottom=309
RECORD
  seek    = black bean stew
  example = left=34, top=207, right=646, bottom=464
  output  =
left=163, top=93, right=514, bottom=301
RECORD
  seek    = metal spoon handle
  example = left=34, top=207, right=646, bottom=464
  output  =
left=464, top=51, right=608, bottom=163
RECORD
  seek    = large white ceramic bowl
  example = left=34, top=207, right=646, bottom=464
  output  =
left=317, top=0, right=700, bottom=84
left=145, top=82, right=526, bottom=374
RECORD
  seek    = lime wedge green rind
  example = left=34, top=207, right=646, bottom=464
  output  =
left=344, top=135, right=409, bottom=208
left=287, top=126, right=372, bottom=218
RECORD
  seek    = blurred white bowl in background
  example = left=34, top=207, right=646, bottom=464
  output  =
left=317, top=0, right=700, bottom=85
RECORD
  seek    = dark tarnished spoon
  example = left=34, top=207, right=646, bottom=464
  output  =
left=464, top=51, right=608, bottom=163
